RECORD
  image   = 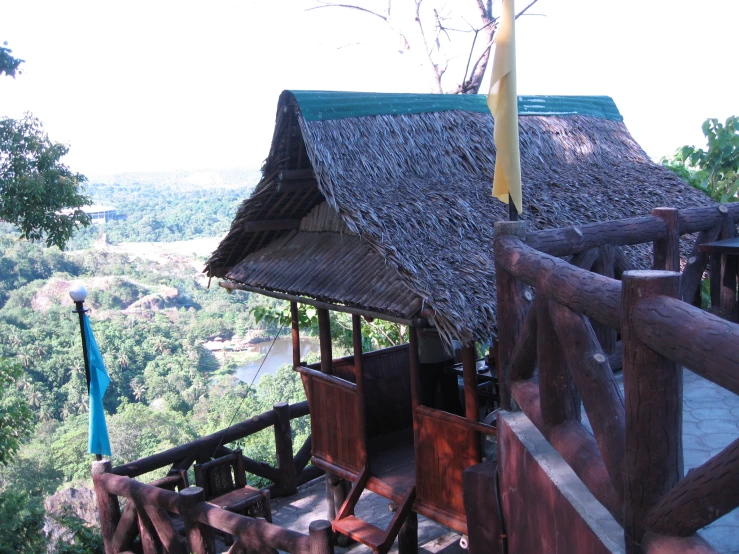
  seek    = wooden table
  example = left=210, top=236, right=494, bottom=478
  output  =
left=700, top=237, right=739, bottom=320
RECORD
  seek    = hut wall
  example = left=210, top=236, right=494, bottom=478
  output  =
left=498, top=411, right=624, bottom=554
left=306, top=344, right=413, bottom=437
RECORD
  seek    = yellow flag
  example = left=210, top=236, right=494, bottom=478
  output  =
left=487, top=0, right=522, bottom=214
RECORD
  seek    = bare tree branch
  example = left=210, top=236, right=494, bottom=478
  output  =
left=306, top=2, right=388, bottom=22
left=515, top=0, right=539, bottom=19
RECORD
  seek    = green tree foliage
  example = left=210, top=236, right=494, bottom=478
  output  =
left=0, top=115, right=90, bottom=248
left=0, top=490, right=45, bottom=553
left=0, top=359, right=33, bottom=465
left=662, top=116, right=739, bottom=203
left=0, top=42, right=23, bottom=78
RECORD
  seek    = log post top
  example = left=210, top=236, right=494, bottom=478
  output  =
left=494, top=220, right=527, bottom=240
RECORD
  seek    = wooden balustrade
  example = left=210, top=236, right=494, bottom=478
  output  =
left=494, top=205, right=739, bottom=554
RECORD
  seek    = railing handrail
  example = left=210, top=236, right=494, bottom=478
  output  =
left=525, top=203, right=735, bottom=257
left=112, top=400, right=309, bottom=478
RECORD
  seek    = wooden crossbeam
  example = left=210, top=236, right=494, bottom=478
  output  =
left=243, top=219, right=300, bottom=233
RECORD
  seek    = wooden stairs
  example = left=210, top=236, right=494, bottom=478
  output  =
left=332, top=466, right=416, bottom=554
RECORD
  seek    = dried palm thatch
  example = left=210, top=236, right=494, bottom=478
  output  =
left=207, top=91, right=713, bottom=346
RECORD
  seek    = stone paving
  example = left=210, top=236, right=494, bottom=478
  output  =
left=269, top=477, right=462, bottom=554
left=265, top=368, right=737, bottom=553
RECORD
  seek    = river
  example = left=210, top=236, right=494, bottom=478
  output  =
left=234, top=337, right=320, bottom=384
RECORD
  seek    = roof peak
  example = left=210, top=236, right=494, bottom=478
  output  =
left=285, top=90, right=622, bottom=122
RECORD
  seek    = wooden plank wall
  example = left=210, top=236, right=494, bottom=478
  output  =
left=309, top=378, right=364, bottom=474
left=415, top=407, right=480, bottom=533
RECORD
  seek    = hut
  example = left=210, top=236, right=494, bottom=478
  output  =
left=205, top=91, right=712, bottom=551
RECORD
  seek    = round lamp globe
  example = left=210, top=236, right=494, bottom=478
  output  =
left=69, top=282, right=88, bottom=303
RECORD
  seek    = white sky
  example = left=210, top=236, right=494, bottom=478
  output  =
left=1, top=0, right=737, bottom=177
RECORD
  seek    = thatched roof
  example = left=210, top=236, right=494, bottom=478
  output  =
left=207, top=91, right=712, bottom=345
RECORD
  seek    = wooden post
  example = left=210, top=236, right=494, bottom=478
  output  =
left=273, top=402, right=298, bottom=496
left=719, top=211, right=737, bottom=318
left=494, top=220, right=529, bottom=410
left=592, top=245, right=617, bottom=355
left=537, top=297, right=580, bottom=426
left=622, top=270, right=682, bottom=554
left=179, top=486, right=215, bottom=554
left=352, top=315, right=368, bottom=465
left=398, top=510, right=418, bottom=554
left=309, top=520, right=334, bottom=554
left=92, top=460, right=121, bottom=554
left=462, top=344, right=479, bottom=422
left=317, top=308, right=332, bottom=375
left=291, top=301, right=301, bottom=368
left=652, top=207, right=680, bottom=271
left=135, top=499, right=159, bottom=554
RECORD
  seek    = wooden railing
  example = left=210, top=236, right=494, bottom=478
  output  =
left=95, top=401, right=325, bottom=554
left=494, top=204, right=739, bottom=554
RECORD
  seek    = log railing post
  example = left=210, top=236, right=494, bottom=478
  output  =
left=179, top=486, right=215, bottom=554
left=291, top=301, right=301, bottom=368
left=592, top=245, right=617, bottom=356
left=652, top=207, right=680, bottom=271
left=273, top=402, right=298, bottom=496
left=494, top=220, right=530, bottom=410
left=719, top=209, right=737, bottom=318
left=309, top=520, right=334, bottom=554
left=537, top=297, right=580, bottom=426
left=92, top=460, right=121, bottom=554
left=622, top=270, right=682, bottom=553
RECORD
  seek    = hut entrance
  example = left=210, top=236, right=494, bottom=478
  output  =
left=293, top=306, right=497, bottom=548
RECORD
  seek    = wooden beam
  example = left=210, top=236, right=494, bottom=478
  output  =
left=506, top=296, right=538, bottom=383
left=537, top=297, right=580, bottom=426
left=549, top=300, right=625, bottom=501
left=219, top=281, right=418, bottom=326
left=632, top=296, right=739, bottom=395
left=680, top=224, right=721, bottom=304
left=278, top=169, right=314, bottom=181
left=592, top=245, right=617, bottom=355
left=622, top=270, right=682, bottom=553
left=243, top=219, right=300, bottom=233
left=652, top=207, right=680, bottom=271
left=317, top=308, right=332, bottom=375
left=291, top=301, right=300, bottom=368
left=647, top=438, right=739, bottom=537
left=496, top=236, right=622, bottom=330
left=277, top=179, right=317, bottom=194
left=352, top=315, right=368, bottom=465
left=494, top=221, right=530, bottom=410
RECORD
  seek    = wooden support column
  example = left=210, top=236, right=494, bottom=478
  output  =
left=179, top=486, right=215, bottom=554
left=291, top=301, right=301, bottom=368
left=317, top=308, right=332, bottom=375
left=462, top=344, right=479, bottom=422
left=537, top=297, right=580, bottom=426
left=409, top=327, right=423, bottom=494
left=622, top=270, right=682, bottom=554
left=494, top=220, right=530, bottom=410
left=652, top=207, right=680, bottom=271
left=274, top=402, right=298, bottom=496
left=92, top=460, right=121, bottom=554
left=352, top=315, right=368, bottom=465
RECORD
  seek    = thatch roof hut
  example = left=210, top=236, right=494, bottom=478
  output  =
left=206, top=91, right=712, bottom=344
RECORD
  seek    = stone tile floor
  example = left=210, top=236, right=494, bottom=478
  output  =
left=266, top=368, right=737, bottom=553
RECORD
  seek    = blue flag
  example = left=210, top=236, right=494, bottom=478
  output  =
left=83, top=315, right=111, bottom=456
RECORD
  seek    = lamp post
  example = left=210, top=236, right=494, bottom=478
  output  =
left=69, top=282, right=92, bottom=394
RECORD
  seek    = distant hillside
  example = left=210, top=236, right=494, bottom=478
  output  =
left=88, top=167, right=262, bottom=191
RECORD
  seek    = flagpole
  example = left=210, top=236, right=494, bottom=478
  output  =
left=508, top=197, right=519, bottom=221
left=69, top=283, right=102, bottom=461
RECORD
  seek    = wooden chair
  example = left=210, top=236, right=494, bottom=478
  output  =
left=194, top=449, right=272, bottom=544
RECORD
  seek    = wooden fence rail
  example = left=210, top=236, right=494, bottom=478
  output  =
left=95, top=401, right=325, bottom=553
left=494, top=205, right=739, bottom=554
left=94, top=463, right=331, bottom=554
